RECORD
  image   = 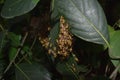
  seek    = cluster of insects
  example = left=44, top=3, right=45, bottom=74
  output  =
left=39, top=16, right=73, bottom=58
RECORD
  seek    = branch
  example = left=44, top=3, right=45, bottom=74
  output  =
left=3, top=32, right=28, bottom=74
left=109, top=61, right=120, bottom=80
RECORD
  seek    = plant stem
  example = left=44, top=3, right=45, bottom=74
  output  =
left=109, top=61, right=120, bottom=80
left=66, top=63, right=79, bottom=80
left=3, top=32, right=28, bottom=74
left=14, top=62, right=30, bottom=80
left=17, top=37, right=37, bottom=64
left=0, top=24, right=4, bottom=31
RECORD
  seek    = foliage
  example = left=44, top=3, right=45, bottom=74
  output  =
left=0, top=0, right=120, bottom=80
left=1, top=0, right=39, bottom=18
left=51, top=0, right=109, bottom=44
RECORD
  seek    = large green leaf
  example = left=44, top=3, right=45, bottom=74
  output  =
left=109, top=26, right=120, bottom=72
left=110, top=30, right=120, bottom=59
left=51, top=0, right=109, bottom=45
left=15, top=63, right=51, bottom=80
left=1, top=0, right=39, bottom=18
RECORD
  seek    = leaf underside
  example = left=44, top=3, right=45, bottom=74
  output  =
left=1, top=0, right=39, bottom=18
left=15, top=63, right=51, bottom=80
left=51, top=0, right=109, bottom=45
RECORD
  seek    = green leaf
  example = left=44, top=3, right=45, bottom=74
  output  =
left=109, top=26, right=120, bottom=72
left=21, top=46, right=32, bottom=58
left=15, top=63, right=51, bottom=80
left=51, top=0, right=109, bottom=45
left=9, top=47, right=17, bottom=61
left=110, top=30, right=120, bottom=59
left=7, top=32, right=21, bottom=47
left=1, top=0, right=39, bottom=18
left=108, top=25, right=115, bottom=33
left=110, top=30, right=120, bottom=71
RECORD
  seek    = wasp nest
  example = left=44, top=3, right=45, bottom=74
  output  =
left=39, top=16, right=73, bottom=58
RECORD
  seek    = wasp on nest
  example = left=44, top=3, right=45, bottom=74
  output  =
left=39, top=16, right=73, bottom=58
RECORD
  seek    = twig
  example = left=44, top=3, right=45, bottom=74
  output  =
left=105, top=64, right=110, bottom=76
left=17, top=37, right=37, bottom=64
left=113, top=19, right=120, bottom=28
left=66, top=63, right=79, bottom=80
left=14, top=62, right=30, bottom=80
left=3, top=32, right=28, bottom=74
left=109, top=61, right=120, bottom=80
left=30, top=37, right=37, bottom=50
left=0, top=24, right=4, bottom=31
